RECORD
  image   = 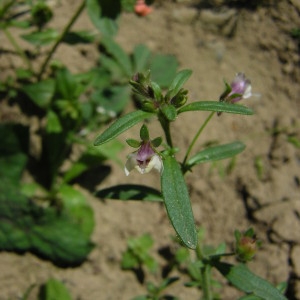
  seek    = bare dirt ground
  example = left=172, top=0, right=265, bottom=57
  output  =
left=0, top=1, right=300, bottom=299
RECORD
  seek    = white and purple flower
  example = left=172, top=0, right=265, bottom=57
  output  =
left=228, top=73, right=252, bottom=103
left=125, top=141, right=163, bottom=176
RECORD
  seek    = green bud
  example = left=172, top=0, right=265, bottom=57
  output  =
left=235, top=228, right=261, bottom=262
left=141, top=101, right=156, bottom=112
left=170, top=88, right=188, bottom=108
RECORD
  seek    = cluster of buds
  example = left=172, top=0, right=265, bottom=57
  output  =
left=129, top=71, right=189, bottom=114
left=235, top=228, right=261, bottom=262
left=125, top=124, right=163, bottom=176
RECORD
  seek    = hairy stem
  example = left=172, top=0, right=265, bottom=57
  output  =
left=37, top=0, right=85, bottom=79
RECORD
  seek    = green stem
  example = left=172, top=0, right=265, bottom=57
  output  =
left=196, top=242, right=213, bottom=300
left=3, top=27, right=33, bottom=71
left=37, top=0, right=85, bottom=79
left=159, top=113, right=173, bottom=149
left=182, top=111, right=215, bottom=167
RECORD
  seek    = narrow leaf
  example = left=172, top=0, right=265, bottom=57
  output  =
left=161, top=156, right=197, bottom=249
left=94, top=110, right=155, bottom=146
left=187, top=141, right=246, bottom=167
left=166, top=69, right=192, bottom=99
left=178, top=101, right=254, bottom=115
left=101, top=37, right=133, bottom=77
left=21, top=28, right=59, bottom=46
left=95, top=184, right=163, bottom=202
left=214, top=262, right=287, bottom=300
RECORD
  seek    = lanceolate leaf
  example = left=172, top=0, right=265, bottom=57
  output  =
left=21, top=28, right=59, bottom=46
left=101, top=37, right=133, bottom=77
left=178, top=101, right=254, bottom=115
left=94, top=110, right=155, bottom=146
left=187, top=141, right=246, bottom=168
left=213, top=262, right=287, bottom=300
left=166, top=69, right=192, bottom=99
left=161, top=156, right=197, bottom=249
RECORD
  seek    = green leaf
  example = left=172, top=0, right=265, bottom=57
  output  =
left=0, top=180, right=94, bottom=265
left=150, top=81, right=162, bottom=101
left=213, top=262, right=287, bottom=300
left=95, top=139, right=124, bottom=163
left=22, top=79, right=55, bottom=109
left=58, top=184, right=95, bottom=236
left=121, top=250, right=139, bottom=269
left=178, top=101, right=254, bottom=115
left=21, top=28, right=59, bottom=46
left=159, top=277, right=180, bottom=290
left=95, top=184, right=163, bottom=202
left=287, top=136, right=300, bottom=148
left=94, top=110, right=155, bottom=146
left=86, top=0, right=119, bottom=36
left=239, top=295, right=262, bottom=300
left=86, top=0, right=102, bottom=31
left=187, top=141, right=246, bottom=168
left=46, top=110, right=62, bottom=133
left=0, top=124, right=28, bottom=184
left=98, top=55, right=124, bottom=80
left=150, top=55, right=179, bottom=88
left=101, top=37, right=132, bottom=77
left=39, top=278, right=72, bottom=300
left=166, top=69, right=192, bottom=99
left=133, top=44, right=151, bottom=72
left=161, top=156, right=197, bottom=249
left=63, top=146, right=108, bottom=183
left=92, top=86, right=131, bottom=115
left=55, top=68, right=78, bottom=100
left=161, top=105, right=177, bottom=121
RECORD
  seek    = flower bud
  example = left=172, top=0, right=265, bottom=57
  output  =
left=170, top=88, right=188, bottom=108
left=235, top=228, right=260, bottom=262
left=219, top=73, right=252, bottom=104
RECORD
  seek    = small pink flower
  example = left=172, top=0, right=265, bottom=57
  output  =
left=229, top=73, right=252, bottom=103
left=125, top=141, right=163, bottom=176
left=134, top=0, right=153, bottom=16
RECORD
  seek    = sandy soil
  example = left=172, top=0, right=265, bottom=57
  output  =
left=0, top=1, right=300, bottom=299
